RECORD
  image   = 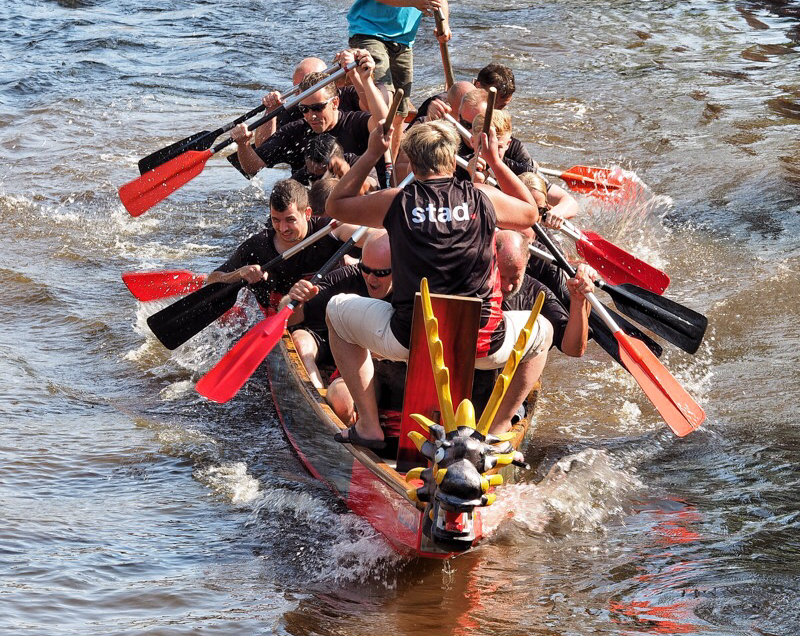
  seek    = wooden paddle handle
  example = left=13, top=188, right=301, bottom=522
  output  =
left=434, top=9, right=455, bottom=89
left=384, top=88, right=405, bottom=134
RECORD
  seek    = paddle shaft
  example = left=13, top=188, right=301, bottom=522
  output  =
left=434, top=9, right=455, bottom=89
left=207, top=61, right=357, bottom=158
left=210, top=62, right=341, bottom=136
left=146, top=220, right=341, bottom=350
left=285, top=226, right=369, bottom=313
left=384, top=88, right=404, bottom=134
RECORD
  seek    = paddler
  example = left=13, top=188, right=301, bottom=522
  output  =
left=230, top=49, right=388, bottom=179
left=324, top=120, right=553, bottom=449
left=496, top=230, right=597, bottom=358
left=204, top=179, right=366, bottom=309
left=279, top=230, right=394, bottom=423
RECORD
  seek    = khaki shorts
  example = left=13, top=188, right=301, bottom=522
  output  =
left=326, top=295, right=552, bottom=369
left=349, top=34, right=413, bottom=116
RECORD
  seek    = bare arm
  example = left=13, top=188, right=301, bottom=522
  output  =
left=231, top=123, right=267, bottom=175
left=206, top=264, right=267, bottom=286
left=541, top=183, right=580, bottom=229
left=253, top=92, right=281, bottom=147
left=326, top=124, right=398, bottom=227
left=560, top=264, right=596, bottom=357
left=476, top=128, right=540, bottom=229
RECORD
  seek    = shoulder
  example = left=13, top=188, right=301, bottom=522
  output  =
left=339, top=109, right=370, bottom=129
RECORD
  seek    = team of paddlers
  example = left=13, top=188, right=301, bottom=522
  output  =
left=122, top=1, right=707, bottom=444
left=198, top=46, right=600, bottom=451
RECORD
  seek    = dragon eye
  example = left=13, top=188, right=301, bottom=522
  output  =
left=435, top=448, right=445, bottom=464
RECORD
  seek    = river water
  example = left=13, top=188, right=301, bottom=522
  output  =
left=1, top=1, right=799, bottom=634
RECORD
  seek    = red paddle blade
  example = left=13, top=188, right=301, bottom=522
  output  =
left=575, top=230, right=670, bottom=294
left=560, top=165, right=627, bottom=195
left=122, top=270, right=206, bottom=301
left=616, top=331, right=705, bottom=437
left=195, top=306, right=291, bottom=403
left=118, top=149, right=212, bottom=217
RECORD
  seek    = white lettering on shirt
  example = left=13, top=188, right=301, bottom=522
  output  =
left=410, top=202, right=472, bottom=225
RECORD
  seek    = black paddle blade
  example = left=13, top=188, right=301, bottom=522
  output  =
left=146, top=281, right=244, bottom=350
left=589, top=304, right=663, bottom=365
left=602, top=282, right=707, bottom=354
left=138, top=129, right=220, bottom=175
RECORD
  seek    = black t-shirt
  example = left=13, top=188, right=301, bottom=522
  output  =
left=254, top=110, right=371, bottom=173
left=407, top=91, right=447, bottom=127
left=455, top=136, right=536, bottom=180
left=213, top=216, right=344, bottom=308
left=303, top=264, right=367, bottom=332
left=502, top=274, right=570, bottom=352
left=290, top=152, right=360, bottom=186
left=336, top=83, right=391, bottom=112
left=382, top=177, right=505, bottom=355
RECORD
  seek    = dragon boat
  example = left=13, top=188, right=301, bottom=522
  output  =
left=265, top=279, right=544, bottom=558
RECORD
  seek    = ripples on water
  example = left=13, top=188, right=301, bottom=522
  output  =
left=1, top=0, right=799, bottom=634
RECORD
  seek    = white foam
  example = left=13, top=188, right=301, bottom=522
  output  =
left=196, top=462, right=261, bottom=505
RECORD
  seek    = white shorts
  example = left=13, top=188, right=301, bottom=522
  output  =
left=326, top=295, right=552, bottom=369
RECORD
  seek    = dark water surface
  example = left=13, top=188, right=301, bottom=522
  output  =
left=1, top=1, right=799, bottom=634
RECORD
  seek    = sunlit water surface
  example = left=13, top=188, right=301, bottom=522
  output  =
left=1, top=1, right=799, bottom=634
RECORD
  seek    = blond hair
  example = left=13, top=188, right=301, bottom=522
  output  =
left=519, top=172, right=549, bottom=203
left=400, top=120, right=460, bottom=177
left=471, top=109, right=512, bottom=137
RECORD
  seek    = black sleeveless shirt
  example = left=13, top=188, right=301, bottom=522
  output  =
left=382, top=177, right=505, bottom=355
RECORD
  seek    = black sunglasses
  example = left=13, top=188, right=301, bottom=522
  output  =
left=298, top=97, right=334, bottom=114
left=358, top=261, right=391, bottom=277
left=459, top=117, right=473, bottom=131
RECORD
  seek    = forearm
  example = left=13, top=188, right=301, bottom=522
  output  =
left=548, top=185, right=579, bottom=220
left=561, top=298, right=590, bottom=357
left=363, top=75, right=389, bottom=127
left=206, top=270, right=239, bottom=286
left=490, top=156, right=536, bottom=207
left=236, top=142, right=267, bottom=175
left=327, top=153, right=381, bottom=219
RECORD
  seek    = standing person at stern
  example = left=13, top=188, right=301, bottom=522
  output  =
left=347, top=0, right=451, bottom=160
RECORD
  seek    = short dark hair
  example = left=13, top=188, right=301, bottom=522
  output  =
left=476, top=63, right=515, bottom=99
left=304, top=134, right=344, bottom=166
left=308, top=177, right=339, bottom=216
left=270, top=179, right=308, bottom=212
left=299, top=72, right=337, bottom=100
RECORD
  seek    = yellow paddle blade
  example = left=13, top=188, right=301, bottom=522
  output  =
left=477, top=291, right=545, bottom=436
left=419, top=278, right=457, bottom=433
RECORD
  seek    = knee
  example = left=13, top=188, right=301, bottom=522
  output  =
left=326, top=379, right=356, bottom=425
left=291, top=330, right=317, bottom=357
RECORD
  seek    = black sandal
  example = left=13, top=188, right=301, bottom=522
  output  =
left=334, top=425, right=387, bottom=450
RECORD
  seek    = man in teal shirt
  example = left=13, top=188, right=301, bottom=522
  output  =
left=348, top=0, right=450, bottom=158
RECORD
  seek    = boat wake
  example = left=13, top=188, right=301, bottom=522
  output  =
left=482, top=448, right=645, bottom=540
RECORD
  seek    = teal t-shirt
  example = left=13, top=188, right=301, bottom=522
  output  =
left=347, top=0, right=423, bottom=48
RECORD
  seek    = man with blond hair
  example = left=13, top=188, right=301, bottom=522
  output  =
left=324, top=119, right=551, bottom=449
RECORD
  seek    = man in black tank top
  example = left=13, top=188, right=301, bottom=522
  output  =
left=324, top=120, right=553, bottom=448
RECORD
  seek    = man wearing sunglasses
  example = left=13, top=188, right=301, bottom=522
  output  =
left=279, top=231, right=393, bottom=422
left=231, top=49, right=388, bottom=180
